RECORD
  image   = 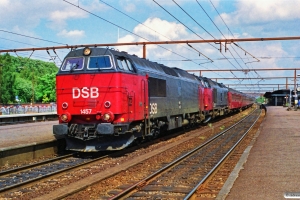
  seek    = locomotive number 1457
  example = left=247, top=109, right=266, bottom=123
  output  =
left=80, top=109, right=92, bottom=114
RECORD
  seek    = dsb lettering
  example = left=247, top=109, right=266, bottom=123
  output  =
left=72, top=87, right=99, bottom=99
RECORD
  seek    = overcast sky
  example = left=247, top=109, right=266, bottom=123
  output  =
left=1, top=0, right=300, bottom=93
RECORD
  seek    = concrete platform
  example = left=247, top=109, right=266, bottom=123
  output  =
left=0, top=120, right=62, bottom=166
left=0, top=121, right=58, bottom=150
left=217, top=106, right=300, bottom=200
left=0, top=112, right=57, bottom=125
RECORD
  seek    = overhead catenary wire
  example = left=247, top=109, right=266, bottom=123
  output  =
left=201, top=0, right=258, bottom=75
left=99, top=0, right=212, bottom=63
left=172, top=0, right=215, bottom=39
left=0, top=36, right=68, bottom=54
left=1, top=1, right=288, bottom=88
left=194, top=1, right=244, bottom=70
left=208, top=0, right=261, bottom=81
left=171, top=0, right=242, bottom=80
left=201, top=0, right=260, bottom=86
left=168, top=0, right=242, bottom=81
left=153, top=0, right=236, bottom=79
left=63, top=0, right=228, bottom=78
left=153, top=0, right=218, bottom=51
left=61, top=1, right=195, bottom=62
left=0, top=45, right=60, bottom=65
left=0, top=29, right=67, bottom=46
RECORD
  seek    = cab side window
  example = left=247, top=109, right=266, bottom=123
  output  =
left=116, top=57, right=135, bottom=72
left=204, top=80, right=210, bottom=88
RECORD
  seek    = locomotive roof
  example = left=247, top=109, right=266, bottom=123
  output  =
left=62, top=48, right=242, bottom=91
left=108, top=48, right=199, bottom=82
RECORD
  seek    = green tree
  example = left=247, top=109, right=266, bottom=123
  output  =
left=0, top=54, right=58, bottom=104
left=0, top=54, right=17, bottom=104
left=36, top=73, right=57, bottom=102
left=14, top=77, right=32, bottom=103
left=42, top=94, right=50, bottom=103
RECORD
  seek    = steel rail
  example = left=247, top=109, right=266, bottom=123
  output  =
left=108, top=108, right=259, bottom=200
left=184, top=109, right=261, bottom=199
left=0, top=154, right=73, bottom=176
left=0, top=154, right=109, bottom=193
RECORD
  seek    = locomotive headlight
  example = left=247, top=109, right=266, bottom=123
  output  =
left=83, top=47, right=91, bottom=56
left=60, top=112, right=71, bottom=122
left=103, top=113, right=110, bottom=121
left=102, top=111, right=114, bottom=122
left=61, top=114, right=68, bottom=121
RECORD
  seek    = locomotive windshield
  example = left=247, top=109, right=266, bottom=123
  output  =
left=61, top=57, right=84, bottom=71
left=88, top=56, right=112, bottom=70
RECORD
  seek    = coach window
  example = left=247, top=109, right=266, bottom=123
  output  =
left=88, top=56, right=112, bottom=70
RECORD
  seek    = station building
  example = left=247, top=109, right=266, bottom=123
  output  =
left=264, top=89, right=300, bottom=106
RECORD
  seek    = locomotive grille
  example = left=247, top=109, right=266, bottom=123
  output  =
left=73, top=100, right=98, bottom=107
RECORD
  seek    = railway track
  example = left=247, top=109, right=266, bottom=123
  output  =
left=0, top=107, right=259, bottom=199
left=0, top=153, right=109, bottom=193
left=105, top=108, right=261, bottom=199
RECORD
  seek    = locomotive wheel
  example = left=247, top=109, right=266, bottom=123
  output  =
left=147, top=128, right=159, bottom=140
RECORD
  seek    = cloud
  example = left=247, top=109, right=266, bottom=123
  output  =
left=0, top=0, right=106, bottom=30
left=116, top=17, right=214, bottom=69
left=123, top=3, right=136, bottom=12
left=118, top=17, right=189, bottom=43
left=117, top=17, right=190, bottom=56
left=48, top=0, right=107, bottom=30
left=219, top=0, right=300, bottom=25
left=233, top=42, right=288, bottom=78
left=57, top=29, right=85, bottom=38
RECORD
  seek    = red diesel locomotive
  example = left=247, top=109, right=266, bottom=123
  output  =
left=53, top=47, right=254, bottom=151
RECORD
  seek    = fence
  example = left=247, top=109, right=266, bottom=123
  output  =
left=0, top=104, right=57, bottom=115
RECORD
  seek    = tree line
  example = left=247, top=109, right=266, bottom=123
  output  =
left=0, top=53, right=58, bottom=104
